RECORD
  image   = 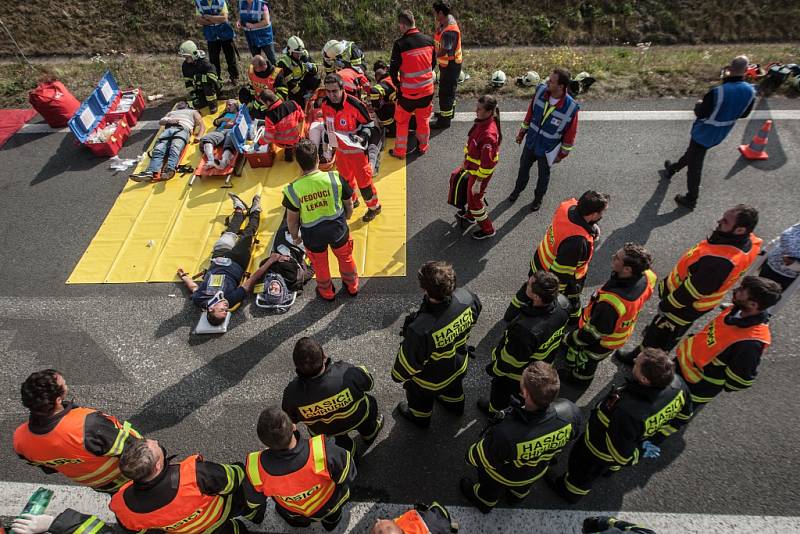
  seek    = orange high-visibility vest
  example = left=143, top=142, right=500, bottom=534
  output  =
left=13, top=407, right=132, bottom=492
left=433, top=19, right=462, bottom=68
left=111, top=455, right=228, bottom=533
left=248, top=64, right=283, bottom=99
left=245, top=435, right=337, bottom=517
left=534, top=199, right=594, bottom=281
left=579, top=270, right=657, bottom=349
left=677, top=307, right=771, bottom=384
left=394, top=509, right=431, bottom=534
left=399, top=29, right=435, bottom=99
left=262, top=100, right=304, bottom=146
left=666, top=234, right=762, bottom=312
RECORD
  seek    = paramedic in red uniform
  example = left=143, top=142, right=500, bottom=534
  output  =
left=389, top=9, right=436, bottom=159
left=258, top=89, right=305, bottom=162
left=320, top=73, right=382, bottom=222
left=13, top=369, right=142, bottom=494
left=454, top=95, right=502, bottom=240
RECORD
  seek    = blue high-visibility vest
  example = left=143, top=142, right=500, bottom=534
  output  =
left=239, top=0, right=273, bottom=46
left=691, top=81, right=755, bottom=148
left=524, top=84, right=579, bottom=156
left=196, top=0, right=235, bottom=42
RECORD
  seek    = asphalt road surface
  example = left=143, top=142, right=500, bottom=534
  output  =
left=1, top=97, right=798, bottom=533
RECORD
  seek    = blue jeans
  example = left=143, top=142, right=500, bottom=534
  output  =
left=512, top=145, right=551, bottom=200
left=148, top=127, right=189, bottom=173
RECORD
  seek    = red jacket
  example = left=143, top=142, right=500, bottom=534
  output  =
left=464, top=117, right=500, bottom=180
left=320, top=95, right=372, bottom=155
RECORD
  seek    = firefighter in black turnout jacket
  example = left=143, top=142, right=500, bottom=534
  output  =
left=480, top=271, right=570, bottom=414
left=282, top=337, right=385, bottom=459
left=548, top=348, right=693, bottom=503
left=461, top=362, right=582, bottom=513
left=392, top=261, right=482, bottom=427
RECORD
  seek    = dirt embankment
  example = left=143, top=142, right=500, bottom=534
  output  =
left=3, top=0, right=800, bottom=58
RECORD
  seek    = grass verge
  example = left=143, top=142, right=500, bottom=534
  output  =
left=2, top=43, right=799, bottom=109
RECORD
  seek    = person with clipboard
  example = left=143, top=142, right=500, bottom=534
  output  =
left=508, top=69, right=580, bottom=213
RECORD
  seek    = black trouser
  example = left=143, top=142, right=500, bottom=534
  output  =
left=759, top=262, right=796, bottom=291
left=332, top=394, right=382, bottom=457
left=559, top=434, right=613, bottom=500
left=472, top=461, right=540, bottom=508
left=275, top=503, right=342, bottom=532
left=640, top=312, right=697, bottom=353
left=207, top=39, right=239, bottom=81
left=668, top=139, right=708, bottom=202
left=438, top=62, right=461, bottom=119
left=215, top=209, right=260, bottom=269
left=512, top=146, right=551, bottom=200
left=405, top=375, right=466, bottom=425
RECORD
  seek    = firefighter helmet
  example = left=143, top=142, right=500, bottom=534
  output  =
left=516, top=70, right=540, bottom=87
left=287, top=36, right=306, bottom=54
left=178, top=40, right=205, bottom=60
left=323, top=40, right=346, bottom=60
left=490, top=70, right=507, bottom=87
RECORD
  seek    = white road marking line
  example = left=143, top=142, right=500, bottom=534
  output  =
left=1, top=480, right=797, bottom=534
left=15, top=109, right=800, bottom=135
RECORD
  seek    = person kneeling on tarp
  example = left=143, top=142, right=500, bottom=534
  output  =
left=178, top=193, right=273, bottom=325
left=257, top=89, right=305, bottom=162
left=198, top=99, right=242, bottom=169
left=131, top=102, right=205, bottom=183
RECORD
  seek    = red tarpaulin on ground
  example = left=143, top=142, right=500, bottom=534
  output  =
left=0, top=108, right=38, bottom=148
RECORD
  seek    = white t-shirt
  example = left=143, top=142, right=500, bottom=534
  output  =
left=548, top=96, right=559, bottom=106
left=165, top=108, right=197, bottom=132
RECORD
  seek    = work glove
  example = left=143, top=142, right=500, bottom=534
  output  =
left=11, top=514, right=55, bottom=534
left=349, top=133, right=365, bottom=145
left=641, top=440, right=662, bottom=459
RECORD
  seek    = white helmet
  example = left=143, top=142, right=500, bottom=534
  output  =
left=517, top=70, right=540, bottom=87
left=490, top=70, right=507, bottom=87
left=323, top=39, right=346, bottom=60
left=287, top=36, right=306, bottom=54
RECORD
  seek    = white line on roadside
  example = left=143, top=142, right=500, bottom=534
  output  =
left=1, top=480, right=797, bottom=534
left=15, top=109, right=800, bottom=135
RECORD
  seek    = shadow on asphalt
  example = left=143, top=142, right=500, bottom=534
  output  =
left=724, top=97, right=788, bottom=180
left=31, top=134, right=106, bottom=185
left=587, top=173, right=687, bottom=287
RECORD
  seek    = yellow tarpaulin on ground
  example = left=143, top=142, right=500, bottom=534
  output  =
left=67, top=114, right=406, bottom=284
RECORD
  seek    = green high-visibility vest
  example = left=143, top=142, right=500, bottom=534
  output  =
left=283, top=170, right=344, bottom=227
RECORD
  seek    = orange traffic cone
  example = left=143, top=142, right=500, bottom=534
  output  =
left=738, top=120, right=772, bottom=160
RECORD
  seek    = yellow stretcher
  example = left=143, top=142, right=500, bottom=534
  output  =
left=67, top=112, right=407, bottom=283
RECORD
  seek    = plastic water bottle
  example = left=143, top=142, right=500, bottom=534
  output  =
left=18, top=487, right=53, bottom=516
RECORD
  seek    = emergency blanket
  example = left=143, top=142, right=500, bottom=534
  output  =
left=0, top=108, right=37, bottom=148
left=67, top=112, right=406, bottom=283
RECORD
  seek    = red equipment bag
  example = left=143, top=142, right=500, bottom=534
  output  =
left=28, top=81, right=80, bottom=128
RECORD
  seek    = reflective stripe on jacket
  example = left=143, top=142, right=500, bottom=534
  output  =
left=666, top=234, right=762, bottom=312
left=691, top=81, right=755, bottom=148
left=13, top=407, right=135, bottom=492
left=111, top=456, right=229, bottom=533
left=535, top=199, right=594, bottom=281
left=579, top=270, right=657, bottom=349
left=245, top=436, right=337, bottom=517
left=677, top=307, right=771, bottom=385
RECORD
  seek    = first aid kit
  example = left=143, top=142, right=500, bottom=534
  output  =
left=68, top=71, right=144, bottom=156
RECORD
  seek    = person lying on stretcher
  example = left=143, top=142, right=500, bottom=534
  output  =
left=199, top=99, right=241, bottom=170
left=131, top=101, right=205, bottom=183
left=177, top=193, right=278, bottom=325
